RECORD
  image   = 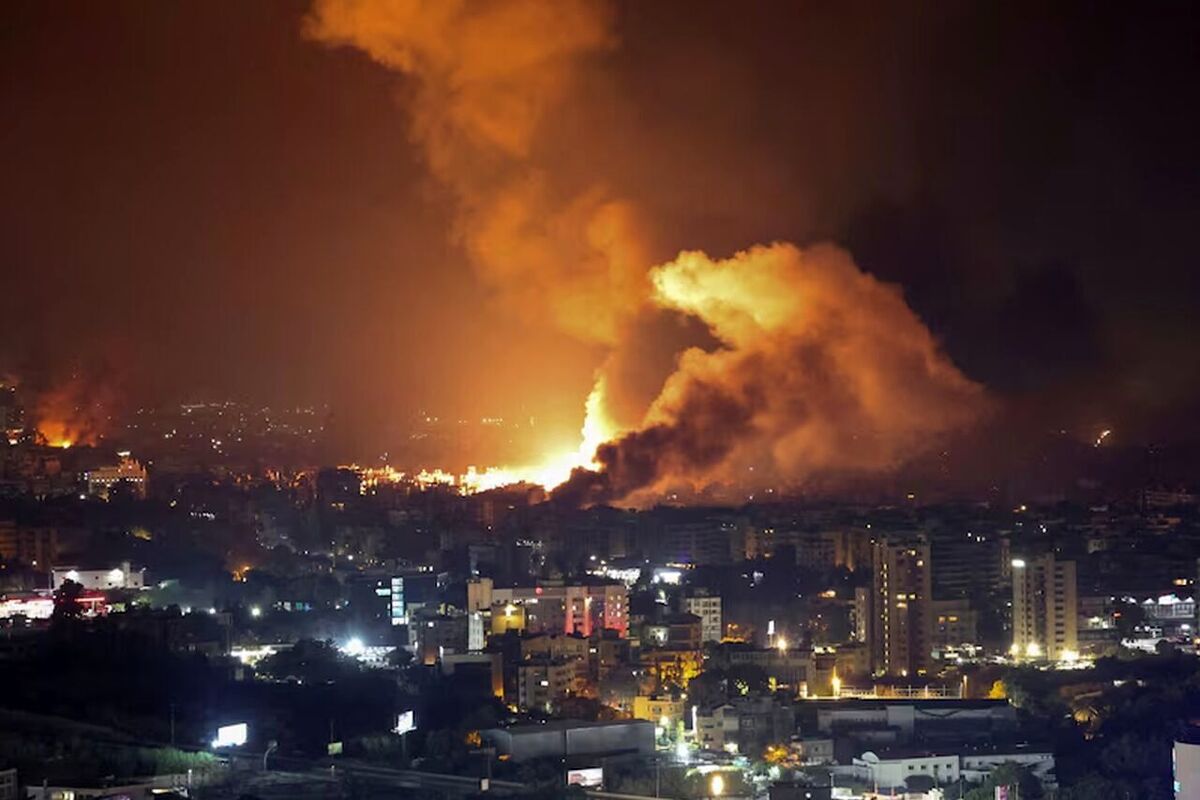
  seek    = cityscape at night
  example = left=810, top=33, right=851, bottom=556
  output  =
left=2, top=1, right=1200, bottom=799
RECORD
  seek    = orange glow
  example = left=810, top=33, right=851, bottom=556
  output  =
left=37, top=419, right=79, bottom=449
left=354, top=378, right=619, bottom=495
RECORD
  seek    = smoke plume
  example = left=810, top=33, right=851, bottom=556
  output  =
left=307, top=1, right=987, bottom=504
left=306, top=0, right=649, bottom=344
left=555, top=243, right=985, bottom=504
left=32, top=371, right=119, bottom=448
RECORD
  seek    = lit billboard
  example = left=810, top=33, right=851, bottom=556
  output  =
left=211, top=723, right=248, bottom=748
left=567, top=768, right=603, bottom=788
left=394, top=710, right=415, bottom=735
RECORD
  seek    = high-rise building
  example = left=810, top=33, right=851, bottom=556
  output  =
left=870, top=536, right=932, bottom=677
left=683, top=590, right=723, bottom=643
left=0, top=522, right=59, bottom=567
left=1011, top=553, right=1078, bottom=661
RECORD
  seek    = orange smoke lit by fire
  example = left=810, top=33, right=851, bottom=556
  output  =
left=34, top=380, right=108, bottom=449
left=360, top=380, right=617, bottom=495
left=308, top=1, right=986, bottom=504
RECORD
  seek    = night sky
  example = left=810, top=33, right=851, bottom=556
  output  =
left=2, top=0, right=1198, bottom=456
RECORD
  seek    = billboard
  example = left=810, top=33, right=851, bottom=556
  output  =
left=567, top=768, right=603, bottom=788
left=394, top=710, right=415, bottom=735
left=212, top=723, right=248, bottom=748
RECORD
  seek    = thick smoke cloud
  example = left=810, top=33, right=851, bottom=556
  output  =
left=308, top=1, right=986, bottom=504
left=306, top=0, right=650, bottom=344
left=557, top=244, right=986, bottom=504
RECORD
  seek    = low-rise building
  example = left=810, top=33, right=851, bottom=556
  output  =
left=51, top=560, right=144, bottom=591
left=483, top=720, right=654, bottom=762
left=632, top=694, right=686, bottom=728
left=852, top=746, right=1055, bottom=792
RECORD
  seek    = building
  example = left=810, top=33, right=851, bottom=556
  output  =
left=930, top=598, right=978, bottom=650
left=870, top=536, right=933, bottom=677
left=51, top=560, right=144, bottom=591
left=929, top=528, right=1010, bottom=601
left=694, top=697, right=795, bottom=754
left=683, top=590, right=723, bottom=643
left=1176, top=735, right=1200, bottom=799
left=84, top=453, right=148, bottom=499
left=643, top=613, right=703, bottom=650
left=632, top=694, right=687, bottom=728
left=481, top=581, right=628, bottom=638
left=0, top=768, right=15, bottom=800
left=482, top=720, right=654, bottom=762
left=516, top=658, right=582, bottom=712
left=853, top=746, right=1054, bottom=793
left=413, top=611, right=469, bottom=665
left=814, top=699, right=1017, bottom=745
left=0, top=522, right=58, bottom=567
left=1143, top=594, right=1196, bottom=637
left=520, top=632, right=589, bottom=662
left=1012, top=553, right=1078, bottom=661
left=695, top=704, right=740, bottom=752
left=854, top=749, right=961, bottom=789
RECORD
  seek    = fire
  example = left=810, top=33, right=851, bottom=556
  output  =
left=356, top=379, right=619, bottom=495
left=37, top=419, right=79, bottom=449
left=469, top=378, right=615, bottom=491
left=309, top=3, right=987, bottom=506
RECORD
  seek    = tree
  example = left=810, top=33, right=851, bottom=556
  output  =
left=905, top=775, right=936, bottom=792
left=51, top=578, right=84, bottom=625
left=387, top=647, right=414, bottom=669
left=1113, top=599, right=1146, bottom=639
left=256, top=639, right=354, bottom=684
left=964, top=763, right=1043, bottom=800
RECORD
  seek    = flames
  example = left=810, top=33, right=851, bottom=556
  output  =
left=308, top=0, right=987, bottom=505
left=33, top=378, right=111, bottom=448
left=364, top=379, right=617, bottom=494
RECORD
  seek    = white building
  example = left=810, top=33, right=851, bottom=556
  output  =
left=854, top=750, right=960, bottom=789
left=84, top=453, right=148, bottom=499
left=1176, top=738, right=1200, bottom=799
left=853, top=748, right=1055, bottom=792
left=694, top=704, right=739, bottom=753
left=52, top=560, right=145, bottom=591
left=683, top=592, right=723, bottom=643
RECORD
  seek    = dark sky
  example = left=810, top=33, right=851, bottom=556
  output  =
left=2, top=0, right=1198, bottom=453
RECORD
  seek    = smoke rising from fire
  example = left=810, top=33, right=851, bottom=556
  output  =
left=306, top=0, right=649, bottom=344
left=32, top=373, right=117, bottom=448
left=557, top=243, right=986, bottom=504
left=307, top=1, right=986, bottom=503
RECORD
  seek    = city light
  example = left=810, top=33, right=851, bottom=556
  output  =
left=249, top=606, right=262, bottom=618
left=710, top=773, right=725, bottom=797
left=344, top=637, right=365, bottom=656
left=1011, top=558, right=1026, bottom=568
